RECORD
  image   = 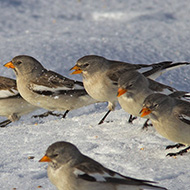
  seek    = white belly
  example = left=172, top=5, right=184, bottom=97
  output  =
left=152, top=116, right=190, bottom=145
left=118, top=96, right=144, bottom=117
left=83, top=72, right=117, bottom=103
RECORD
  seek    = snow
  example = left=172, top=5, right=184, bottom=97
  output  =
left=0, top=0, right=190, bottom=189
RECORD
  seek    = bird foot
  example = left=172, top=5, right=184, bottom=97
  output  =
left=141, top=119, right=153, bottom=130
left=166, top=146, right=190, bottom=157
left=165, top=143, right=185, bottom=150
left=32, top=111, right=63, bottom=118
left=0, top=120, right=12, bottom=127
left=32, top=110, right=69, bottom=119
left=128, top=115, right=137, bottom=123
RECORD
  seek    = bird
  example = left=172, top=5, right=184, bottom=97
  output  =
left=39, top=141, right=167, bottom=190
left=140, top=93, right=190, bottom=156
left=70, top=55, right=189, bottom=124
left=4, top=55, right=100, bottom=119
left=117, top=70, right=186, bottom=128
left=0, top=76, right=38, bottom=127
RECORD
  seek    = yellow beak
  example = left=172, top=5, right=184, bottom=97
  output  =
left=4, top=61, right=15, bottom=69
left=140, top=107, right=152, bottom=117
left=117, top=88, right=127, bottom=97
left=70, top=65, right=82, bottom=75
left=39, top=155, right=51, bottom=162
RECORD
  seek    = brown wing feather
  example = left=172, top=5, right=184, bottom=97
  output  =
left=30, top=70, right=84, bottom=89
left=0, top=76, right=17, bottom=90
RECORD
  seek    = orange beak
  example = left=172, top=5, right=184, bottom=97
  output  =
left=117, top=88, right=127, bottom=97
left=39, top=155, right=51, bottom=162
left=4, top=61, right=15, bottom=69
left=70, top=65, right=82, bottom=75
left=140, top=107, right=152, bottom=117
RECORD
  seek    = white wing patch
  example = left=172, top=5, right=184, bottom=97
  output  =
left=184, top=92, right=190, bottom=96
left=91, top=171, right=126, bottom=182
left=73, top=168, right=86, bottom=176
left=140, top=69, right=165, bottom=80
left=31, top=84, right=72, bottom=91
left=0, top=88, right=19, bottom=98
left=164, top=64, right=186, bottom=72
left=148, top=71, right=164, bottom=80
left=138, top=67, right=153, bottom=74
left=181, top=92, right=190, bottom=101
left=146, top=63, right=187, bottom=80
left=73, top=168, right=106, bottom=181
left=74, top=168, right=125, bottom=182
left=179, top=114, right=190, bottom=122
left=31, top=83, right=84, bottom=92
left=73, top=84, right=85, bottom=90
left=159, top=88, right=175, bottom=95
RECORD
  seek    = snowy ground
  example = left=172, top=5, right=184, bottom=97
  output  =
left=0, top=0, right=190, bottom=189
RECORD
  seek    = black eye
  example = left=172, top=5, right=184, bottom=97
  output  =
left=83, top=63, right=89, bottom=68
left=153, top=103, right=158, bottom=108
left=17, top=61, right=22, bottom=65
left=52, top=154, right=58, bottom=158
left=127, top=83, right=133, bottom=88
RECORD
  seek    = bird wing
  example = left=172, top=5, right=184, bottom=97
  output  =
left=169, top=91, right=190, bottom=101
left=0, top=76, right=19, bottom=98
left=107, top=61, right=173, bottom=85
left=74, top=157, right=167, bottom=189
left=107, top=62, right=144, bottom=85
left=107, top=60, right=189, bottom=83
left=142, top=61, right=172, bottom=79
left=148, top=79, right=176, bottom=95
left=28, top=70, right=87, bottom=96
left=174, top=102, right=190, bottom=125
left=142, top=61, right=190, bottom=79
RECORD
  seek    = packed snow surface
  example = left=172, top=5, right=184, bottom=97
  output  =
left=0, top=1, right=190, bottom=189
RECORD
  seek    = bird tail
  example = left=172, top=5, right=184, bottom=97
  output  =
left=144, top=61, right=190, bottom=80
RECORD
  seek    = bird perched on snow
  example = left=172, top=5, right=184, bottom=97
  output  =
left=4, top=55, right=100, bottom=119
left=39, top=141, right=167, bottom=190
left=70, top=55, right=189, bottom=124
left=0, top=76, right=38, bottom=127
left=140, top=93, right=190, bottom=156
left=117, top=70, right=189, bottom=128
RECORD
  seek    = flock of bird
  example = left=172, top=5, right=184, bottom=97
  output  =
left=1, top=54, right=190, bottom=190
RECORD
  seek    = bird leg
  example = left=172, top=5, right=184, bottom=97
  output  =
left=166, top=146, right=190, bottom=157
left=98, top=110, right=111, bottom=125
left=62, top=110, right=69, bottom=118
left=0, top=119, right=12, bottom=127
left=128, top=115, right=137, bottom=123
